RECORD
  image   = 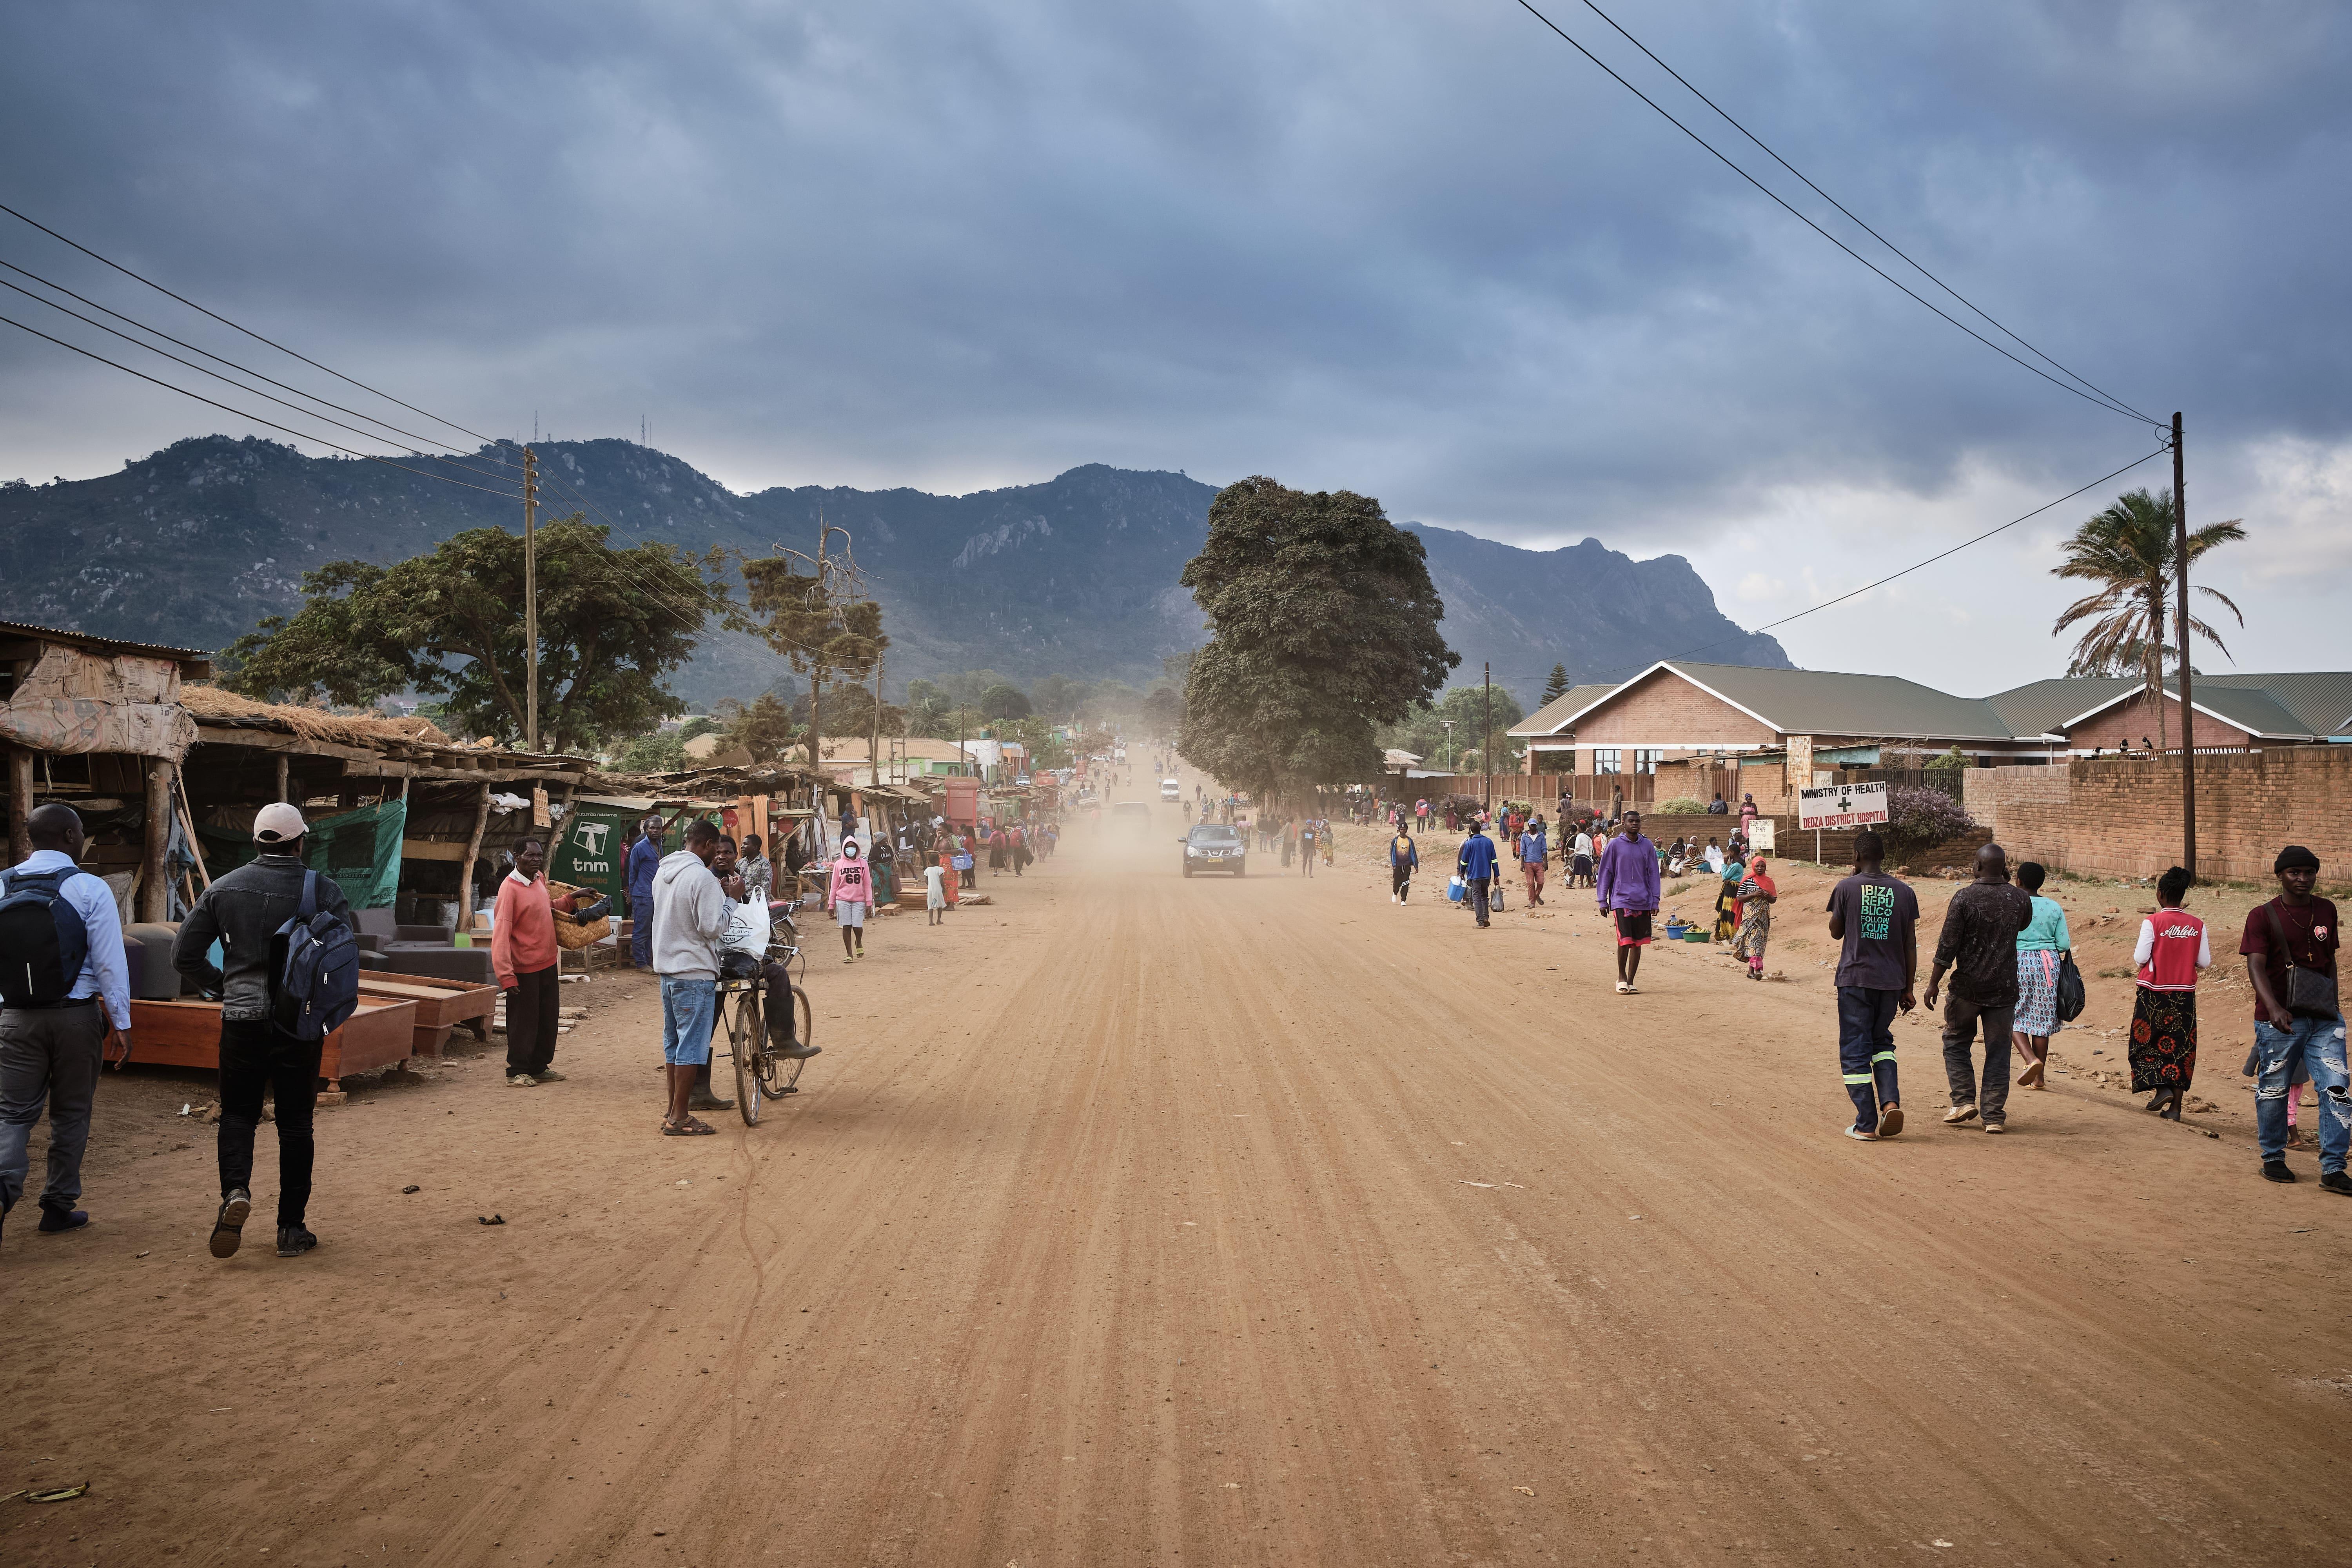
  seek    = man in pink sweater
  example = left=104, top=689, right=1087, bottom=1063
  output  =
left=492, top=835, right=564, bottom=1087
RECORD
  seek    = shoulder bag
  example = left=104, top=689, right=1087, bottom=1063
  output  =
left=2264, top=902, right=2341, bottom=1019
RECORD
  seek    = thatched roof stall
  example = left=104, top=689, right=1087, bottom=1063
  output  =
left=1, top=620, right=213, bottom=922
left=177, top=685, right=597, bottom=924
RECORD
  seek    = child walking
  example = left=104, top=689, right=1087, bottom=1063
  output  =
left=923, top=859, right=948, bottom=926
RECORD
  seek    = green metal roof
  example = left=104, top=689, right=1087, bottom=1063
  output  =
left=1601, top=662, right=2020, bottom=742
left=1983, top=677, right=2140, bottom=739
left=1510, top=683, right=1620, bottom=738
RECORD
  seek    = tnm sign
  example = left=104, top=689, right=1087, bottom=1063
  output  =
left=1797, top=782, right=1889, bottom=832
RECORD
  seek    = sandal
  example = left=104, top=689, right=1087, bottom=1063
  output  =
left=661, top=1118, right=719, bottom=1137
left=2018, top=1057, right=2044, bottom=1089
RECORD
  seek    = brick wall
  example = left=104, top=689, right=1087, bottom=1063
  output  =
left=2067, top=689, right=2254, bottom=753
left=1997, top=748, right=2352, bottom=881
left=1571, top=668, right=1777, bottom=747
left=1963, top=764, right=2071, bottom=832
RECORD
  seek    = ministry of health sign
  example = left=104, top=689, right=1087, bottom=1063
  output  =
left=1797, top=781, right=1889, bottom=831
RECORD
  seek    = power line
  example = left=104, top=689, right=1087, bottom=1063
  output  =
left=0, top=274, right=519, bottom=486
left=1563, top=0, right=2161, bottom=428
left=0, top=254, right=498, bottom=461
left=0, top=200, right=497, bottom=445
left=0, top=310, right=524, bottom=499
left=1587, top=444, right=2171, bottom=682
left=1510, top=2, right=2161, bottom=430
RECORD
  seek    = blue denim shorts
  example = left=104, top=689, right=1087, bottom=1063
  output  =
left=660, top=976, right=718, bottom=1065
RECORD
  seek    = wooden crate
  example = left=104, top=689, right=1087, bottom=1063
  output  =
left=358, top=970, right=498, bottom=1058
left=128, top=997, right=418, bottom=1092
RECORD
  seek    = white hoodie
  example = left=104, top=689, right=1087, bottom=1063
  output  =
left=651, top=849, right=730, bottom=979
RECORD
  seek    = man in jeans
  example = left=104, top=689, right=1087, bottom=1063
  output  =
left=0, top=803, right=132, bottom=1242
left=174, top=803, right=350, bottom=1259
left=2242, top=845, right=2349, bottom=1192
left=1924, top=842, right=2033, bottom=1133
left=1825, top=830, right=1918, bottom=1142
left=651, top=818, right=733, bottom=1136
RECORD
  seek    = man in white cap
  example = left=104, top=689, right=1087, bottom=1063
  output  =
left=174, top=802, right=352, bottom=1259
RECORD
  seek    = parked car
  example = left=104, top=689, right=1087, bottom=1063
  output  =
left=1181, top=823, right=1247, bottom=877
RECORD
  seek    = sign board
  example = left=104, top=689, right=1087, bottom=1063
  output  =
left=547, top=803, right=635, bottom=909
left=1797, top=782, right=1889, bottom=832
left=1747, top=818, right=1775, bottom=852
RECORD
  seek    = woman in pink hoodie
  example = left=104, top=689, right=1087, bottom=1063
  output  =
left=827, top=837, right=873, bottom=962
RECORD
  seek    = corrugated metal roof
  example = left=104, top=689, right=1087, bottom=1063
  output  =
left=1509, top=683, right=1620, bottom=737
left=1984, top=677, right=2140, bottom=739
left=0, top=617, right=213, bottom=668
left=2197, top=673, right=2352, bottom=737
left=1637, top=662, right=2018, bottom=741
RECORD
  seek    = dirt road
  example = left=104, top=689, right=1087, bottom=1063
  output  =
left=5, top=796, right=2347, bottom=1566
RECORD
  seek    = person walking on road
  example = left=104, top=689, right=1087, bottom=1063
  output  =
left=652, top=818, right=733, bottom=1137
left=1457, top=819, right=1499, bottom=927
left=1299, top=817, right=1318, bottom=877
left=1733, top=853, right=1778, bottom=980
left=173, top=803, right=348, bottom=1259
left=1571, top=823, right=1595, bottom=891
left=1389, top=826, right=1419, bottom=904
left=2129, top=865, right=2207, bottom=1120
left=1825, top=830, right=1917, bottom=1142
left=829, top=837, right=872, bottom=962
left=1518, top=815, right=1548, bottom=906
left=492, top=834, right=564, bottom=1088
left=0, top=803, right=132, bottom=1245
left=1924, top=844, right=2034, bottom=1134
left=626, top=813, right=664, bottom=969
left=2242, top=846, right=2347, bottom=1190
left=2011, top=862, right=2071, bottom=1089
left=1595, top=811, right=1660, bottom=994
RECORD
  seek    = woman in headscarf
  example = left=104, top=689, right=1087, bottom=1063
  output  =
left=1733, top=853, right=1777, bottom=980
left=1711, top=854, right=1744, bottom=946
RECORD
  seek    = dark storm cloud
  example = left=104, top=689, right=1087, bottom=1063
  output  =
left=1, top=0, right=2347, bottom=549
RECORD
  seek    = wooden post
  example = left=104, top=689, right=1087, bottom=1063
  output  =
left=456, top=783, right=494, bottom=925
left=7, top=745, right=31, bottom=863
left=273, top=753, right=289, bottom=803
left=2171, top=412, right=2198, bottom=881
left=140, top=761, right=173, bottom=922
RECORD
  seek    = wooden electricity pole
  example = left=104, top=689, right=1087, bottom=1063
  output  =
left=2172, top=412, right=2197, bottom=881
left=1482, top=662, right=1492, bottom=812
left=522, top=446, right=540, bottom=753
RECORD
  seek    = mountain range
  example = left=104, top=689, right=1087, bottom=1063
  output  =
left=0, top=436, right=1788, bottom=710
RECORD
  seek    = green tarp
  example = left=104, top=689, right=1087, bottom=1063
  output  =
left=196, top=797, right=408, bottom=911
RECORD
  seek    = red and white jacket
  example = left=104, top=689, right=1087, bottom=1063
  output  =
left=2135, top=909, right=2210, bottom=992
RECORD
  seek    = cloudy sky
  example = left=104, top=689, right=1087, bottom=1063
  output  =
left=2, top=0, right=2346, bottom=688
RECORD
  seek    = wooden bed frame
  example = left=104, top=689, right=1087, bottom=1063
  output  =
left=127, top=996, right=419, bottom=1094
left=358, top=969, right=497, bottom=1058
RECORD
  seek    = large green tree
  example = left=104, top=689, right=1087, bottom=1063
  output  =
left=742, top=550, right=888, bottom=768
left=2051, top=487, right=2244, bottom=754
left=1378, top=683, right=1527, bottom=772
left=220, top=515, right=735, bottom=754
left=1176, top=476, right=1456, bottom=797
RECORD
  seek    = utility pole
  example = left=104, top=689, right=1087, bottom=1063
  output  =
left=1482, top=662, right=1492, bottom=813
left=2172, top=412, right=2197, bottom=881
left=522, top=446, right=539, bottom=753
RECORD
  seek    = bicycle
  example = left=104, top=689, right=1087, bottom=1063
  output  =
left=714, top=900, right=817, bottom=1128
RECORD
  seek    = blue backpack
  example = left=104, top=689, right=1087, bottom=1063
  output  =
left=0, top=868, right=93, bottom=1008
left=276, top=871, right=361, bottom=1041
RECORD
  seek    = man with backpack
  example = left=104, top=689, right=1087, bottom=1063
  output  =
left=174, top=803, right=357, bottom=1259
left=0, top=802, right=133, bottom=1243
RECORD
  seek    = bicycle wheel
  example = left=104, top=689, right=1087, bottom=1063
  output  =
left=731, top=991, right=762, bottom=1126
left=757, top=985, right=814, bottom=1098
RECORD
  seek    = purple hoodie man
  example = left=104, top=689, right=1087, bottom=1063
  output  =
left=1595, top=811, right=1661, bottom=994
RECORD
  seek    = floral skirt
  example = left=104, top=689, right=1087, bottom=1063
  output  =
left=2014, top=949, right=2061, bottom=1035
left=2128, top=986, right=2197, bottom=1093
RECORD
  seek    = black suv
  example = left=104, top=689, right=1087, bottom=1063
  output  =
left=1181, top=823, right=1247, bottom=877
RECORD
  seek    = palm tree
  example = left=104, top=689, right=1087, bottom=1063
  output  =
left=2051, top=488, right=2245, bottom=755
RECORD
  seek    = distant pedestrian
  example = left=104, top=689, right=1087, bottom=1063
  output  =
left=492, top=834, right=565, bottom=1089
left=1518, top=817, right=1548, bottom=906
left=924, top=860, right=948, bottom=925
left=828, top=837, right=871, bottom=962
left=0, top=803, right=132, bottom=1245
left=2011, top=862, right=2070, bottom=1089
left=1712, top=855, right=1743, bottom=945
left=1388, top=826, right=1418, bottom=904
left=1299, top=817, right=1319, bottom=877
left=2243, top=846, right=2346, bottom=1189
left=988, top=826, right=1007, bottom=876
left=1737, top=793, right=1759, bottom=846
left=173, top=802, right=349, bottom=1257
left=1457, top=820, right=1497, bottom=927
left=626, top=813, right=664, bottom=969
left=2128, top=865, right=2207, bottom=1120
left=1826, top=831, right=1917, bottom=1142
left=1733, top=853, right=1777, bottom=980
left=739, top=834, right=774, bottom=908
left=1595, top=811, right=1660, bottom=994
left=1924, top=844, right=2033, bottom=1134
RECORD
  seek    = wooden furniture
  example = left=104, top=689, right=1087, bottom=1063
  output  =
left=358, top=969, right=498, bottom=1058
left=127, top=996, right=418, bottom=1093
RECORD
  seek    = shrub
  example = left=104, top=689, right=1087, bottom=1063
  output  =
left=1651, top=797, right=1709, bottom=813
left=1883, top=783, right=1975, bottom=852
